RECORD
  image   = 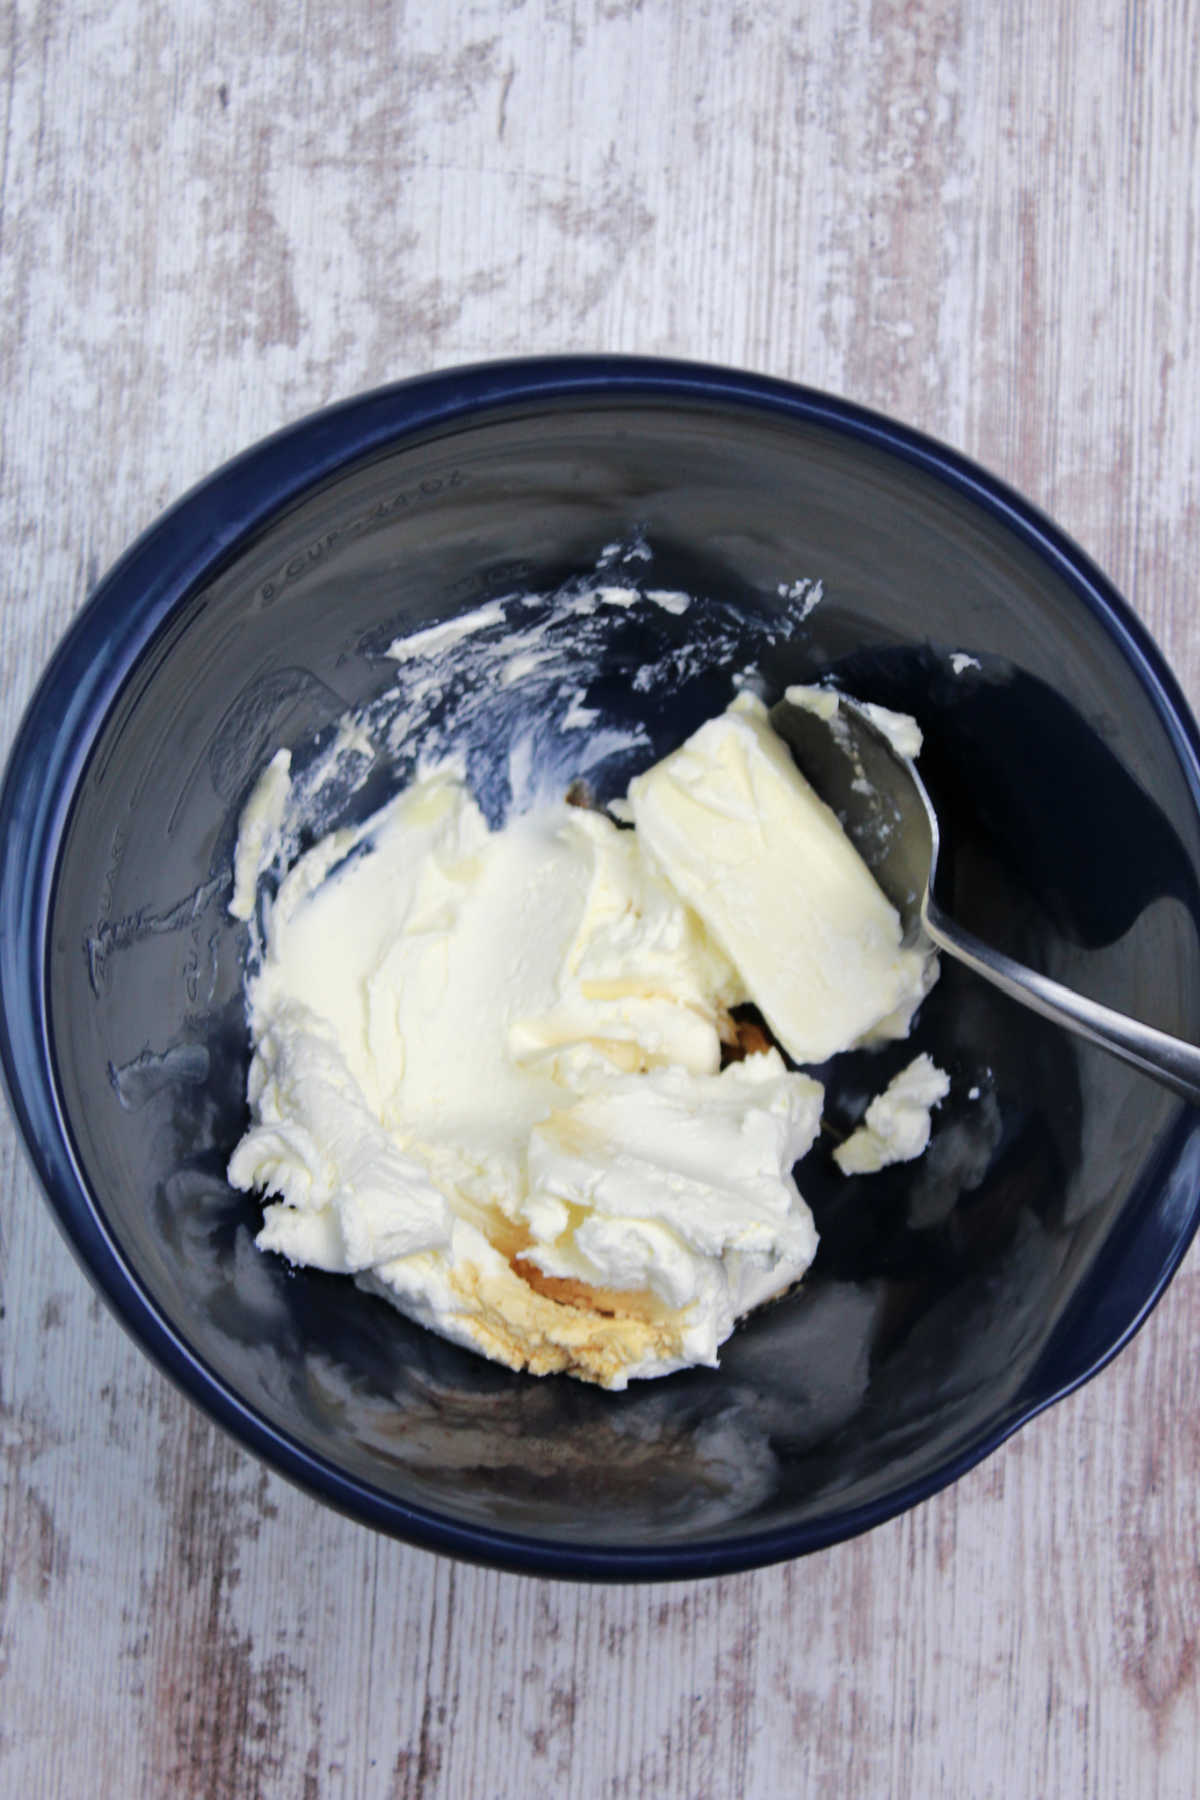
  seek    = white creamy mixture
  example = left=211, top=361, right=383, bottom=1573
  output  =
left=229, top=685, right=944, bottom=1388
left=833, top=1053, right=952, bottom=1175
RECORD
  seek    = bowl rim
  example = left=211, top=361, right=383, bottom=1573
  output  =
left=4, top=352, right=1200, bottom=1580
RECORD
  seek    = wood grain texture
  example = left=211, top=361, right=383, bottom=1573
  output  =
left=2, top=1, right=1199, bottom=1795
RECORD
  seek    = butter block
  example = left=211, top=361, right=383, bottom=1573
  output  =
left=628, top=693, right=934, bottom=1064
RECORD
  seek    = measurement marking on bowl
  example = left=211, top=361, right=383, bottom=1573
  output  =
left=108, top=1043, right=211, bottom=1112
left=256, top=467, right=468, bottom=609
left=163, top=666, right=347, bottom=842
left=85, top=871, right=228, bottom=998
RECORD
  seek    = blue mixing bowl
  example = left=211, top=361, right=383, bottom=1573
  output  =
left=4, top=356, right=1200, bottom=1579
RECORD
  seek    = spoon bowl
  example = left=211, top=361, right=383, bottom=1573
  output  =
left=772, top=690, right=1200, bottom=1107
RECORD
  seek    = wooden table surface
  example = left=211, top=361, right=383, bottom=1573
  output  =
left=3, top=3, right=1199, bottom=1795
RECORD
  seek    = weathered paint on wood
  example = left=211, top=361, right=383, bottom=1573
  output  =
left=2, top=2, right=1199, bottom=1795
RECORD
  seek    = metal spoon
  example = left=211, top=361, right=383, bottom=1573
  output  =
left=770, top=692, right=1200, bottom=1106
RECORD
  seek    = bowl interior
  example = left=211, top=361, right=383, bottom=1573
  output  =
left=46, top=393, right=1200, bottom=1556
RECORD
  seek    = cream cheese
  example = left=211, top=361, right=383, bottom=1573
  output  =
left=783, top=683, right=924, bottom=760
left=628, top=692, right=934, bottom=1064
left=229, top=748, right=291, bottom=922
left=229, top=688, right=939, bottom=1387
left=833, top=1053, right=951, bottom=1175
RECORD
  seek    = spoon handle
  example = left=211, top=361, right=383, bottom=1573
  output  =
left=922, top=900, right=1200, bottom=1107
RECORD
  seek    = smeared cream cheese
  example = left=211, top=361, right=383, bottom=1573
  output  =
left=833, top=1053, right=951, bottom=1175
left=229, top=686, right=940, bottom=1387
left=783, top=683, right=924, bottom=760
left=229, top=749, right=291, bottom=923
